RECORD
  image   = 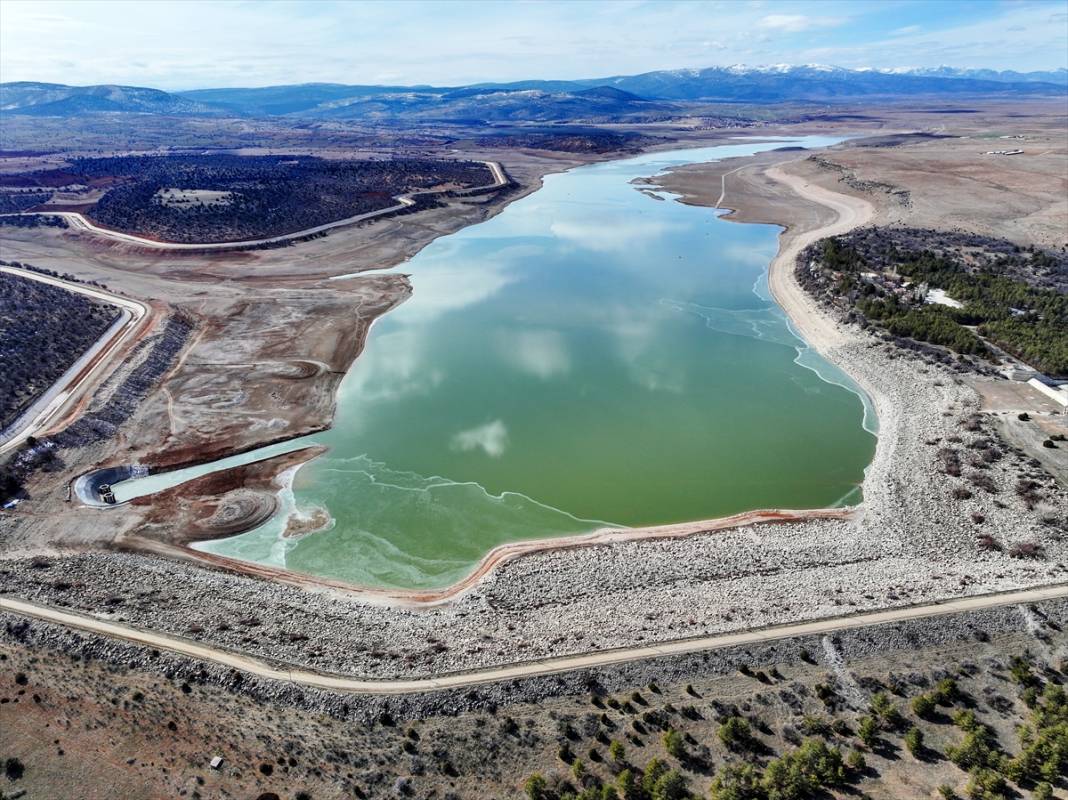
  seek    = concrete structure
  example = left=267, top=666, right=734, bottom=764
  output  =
left=1028, top=377, right=1068, bottom=411
left=1002, top=366, right=1038, bottom=382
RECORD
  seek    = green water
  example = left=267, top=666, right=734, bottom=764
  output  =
left=196, top=137, right=876, bottom=589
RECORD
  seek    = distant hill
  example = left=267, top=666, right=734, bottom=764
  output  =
left=178, top=83, right=434, bottom=116
left=180, top=83, right=660, bottom=122
left=0, top=81, right=219, bottom=116
left=900, top=66, right=1068, bottom=86
left=580, top=64, right=1068, bottom=102
left=2, top=64, right=1063, bottom=121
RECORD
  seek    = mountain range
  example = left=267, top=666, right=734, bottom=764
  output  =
left=2, top=64, right=1064, bottom=122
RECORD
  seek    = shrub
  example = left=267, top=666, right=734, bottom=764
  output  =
left=1008, top=541, right=1043, bottom=559
left=662, top=728, right=685, bottom=759
left=857, top=716, right=878, bottom=748
left=572, top=758, right=585, bottom=780
left=800, top=715, right=831, bottom=737
left=524, top=773, right=548, bottom=800
left=609, top=739, right=626, bottom=765
left=967, top=471, right=998, bottom=494
left=761, top=738, right=846, bottom=798
left=709, top=763, right=761, bottom=800
left=947, top=727, right=999, bottom=771
left=4, top=757, right=25, bottom=781
left=718, top=717, right=754, bottom=751
left=641, top=758, right=668, bottom=797
left=650, top=769, right=687, bottom=800
left=912, top=693, right=936, bottom=719
left=933, top=678, right=960, bottom=706
left=938, top=447, right=963, bottom=476
left=846, top=749, right=866, bottom=772
left=616, top=769, right=638, bottom=800
left=965, top=767, right=1007, bottom=800
left=871, top=691, right=903, bottom=728
left=904, top=726, right=924, bottom=756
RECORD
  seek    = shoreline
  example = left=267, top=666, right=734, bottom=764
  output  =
left=117, top=140, right=878, bottom=603
left=167, top=507, right=857, bottom=607
left=5, top=136, right=1065, bottom=683
left=88, top=139, right=882, bottom=604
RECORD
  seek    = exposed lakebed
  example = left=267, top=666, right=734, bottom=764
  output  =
left=120, top=138, right=876, bottom=589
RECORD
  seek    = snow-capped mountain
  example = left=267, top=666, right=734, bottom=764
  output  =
left=2, top=64, right=1063, bottom=120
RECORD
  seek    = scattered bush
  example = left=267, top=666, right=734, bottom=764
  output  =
left=524, top=773, right=548, bottom=800
left=662, top=729, right=685, bottom=760
left=857, top=716, right=878, bottom=748
left=904, top=726, right=924, bottom=756
left=912, top=693, right=936, bottom=719
left=717, top=717, right=755, bottom=752
left=4, top=757, right=24, bottom=781
left=1008, top=541, right=1043, bottom=559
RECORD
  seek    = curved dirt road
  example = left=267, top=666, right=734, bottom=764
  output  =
left=0, top=266, right=150, bottom=455
left=10, top=160, right=508, bottom=252
left=764, top=163, right=876, bottom=352
left=3, top=585, right=1066, bottom=694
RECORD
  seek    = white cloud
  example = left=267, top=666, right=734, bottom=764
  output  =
left=549, top=216, right=686, bottom=253
left=0, top=0, right=1060, bottom=89
left=502, top=329, right=571, bottom=379
left=758, top=13, right=842, bottom=32
left=451, top=420, right=509, bottom=458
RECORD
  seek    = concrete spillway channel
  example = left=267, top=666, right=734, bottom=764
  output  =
left=72, top=437, right=315, bottom=508
left=73, top=465, right=150, bottom=507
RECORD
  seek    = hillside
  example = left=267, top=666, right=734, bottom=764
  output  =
left=585, top=64, right=1068, bottom=101
left=0, top=81, right=219, bottom=116
left=1, top=64, right=1063, bottom=121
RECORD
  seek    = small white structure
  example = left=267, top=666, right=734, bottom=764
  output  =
left=209, top=756, right=224, bottom=770
left=925, top=288, right=964, bottom=309
left=1028, top=378, right=1068, bottom=411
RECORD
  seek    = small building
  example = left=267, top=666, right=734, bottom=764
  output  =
left=209, top=756, right=224, bottom=770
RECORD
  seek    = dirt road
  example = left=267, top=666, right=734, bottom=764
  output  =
left=3, top=585, right=1066, bottom=694
left=763, top=163, right=876, bottom=352
left=11, top=161, right=508, bottom=251
left=0, top=266, right=150, bottom=455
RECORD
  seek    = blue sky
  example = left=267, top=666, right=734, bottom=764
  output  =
left=1, top=0, right=1066, bottom=89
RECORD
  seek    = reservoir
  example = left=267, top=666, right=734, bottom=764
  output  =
left=189, top=137, right=877, bottom=589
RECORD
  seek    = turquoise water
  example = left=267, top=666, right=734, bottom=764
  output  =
left=190, top=137, right=876, bottom=589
